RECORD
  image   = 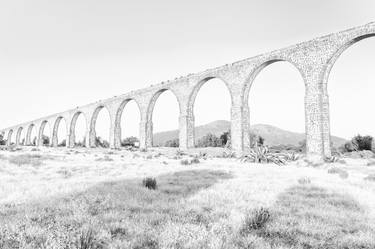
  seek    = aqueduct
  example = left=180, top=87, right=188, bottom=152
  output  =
left=1, top=22, right=375, bottom=160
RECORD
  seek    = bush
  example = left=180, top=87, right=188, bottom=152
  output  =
left=197, top=133, right=222, bottom=147
left=142, top=177, right=157, bottom=190
left=76, top=228, right=106, bottom=249
left=241, top=146, right=287, bottom=165
left=42, top=135, right=50, bottom=146
left=95, top=137, right=109, bottom=148
left=164, top=138, right=179, bottom=147
left=0, top=134, right=6, bottom=146
left=340, top=134, right=374, bottom=153
left=58, top=139, right=66, bottom=147
left=250, top=132, right=265, bottom=148
left=121, top=136, right=139, bottom=147
left=240, top=207, right=271, bottom=234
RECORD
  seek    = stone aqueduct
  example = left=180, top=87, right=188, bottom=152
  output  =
left=1, top=22, right=374, bottom=159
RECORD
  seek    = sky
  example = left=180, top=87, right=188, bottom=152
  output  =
left=1, top=0, right=375, bottom=143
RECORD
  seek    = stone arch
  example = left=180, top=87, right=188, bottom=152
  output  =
left=69, top=111, right=87, bottom=147
left=7, top=130, right=13, bottom=145
left=322, top=33, right=375, bottom=145
left=38, top=120, right=51, bottom=146
left=186, top=76, right=234, bottom=147
left=52, top=116, right=68, bottom=147
left=89, top=105, right=111, bottom=147
left=243, top=59, right=306, bottom=104
left=242, top=59, right=306, bottom=149
left=146, top=88, right=181, bottom=147
left=15, top=127, right=24, bottom=145
left=26, top=124, right=37, bottom=146
left=188, top=76, right=234, bottom=114
left=114, top=98, right=142, bottom=148
left=322, top=33, right=375, bottom=90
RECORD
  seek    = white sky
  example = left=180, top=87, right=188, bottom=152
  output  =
left=1, top=0, right=375, bottom=143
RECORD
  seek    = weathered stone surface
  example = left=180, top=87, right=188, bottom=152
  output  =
left=1, top=22, right=375, bottom=160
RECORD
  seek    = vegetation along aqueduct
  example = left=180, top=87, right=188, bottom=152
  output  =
left=1, top=22, right=375, bottom=160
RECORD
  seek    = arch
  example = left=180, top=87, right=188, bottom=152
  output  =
left=7, top=130, right=13, bottom=145
left=52, top=116, right=68, bottom=147
left=69, top=111, right=87, bottom=147
left=246, top=60, right=306, bottom=148
left=324, top=34, right=375, bottom=142
left=38, top=120, right=51, bottom=146
left=188, top=76, right=233, bottom=114
left=146, top=88, right=181, bottom=147
left=89, top=105, right=111, bottom=148
left=322, top=33, right=375, bottom=90
left=15, top=127, right=24, bottom=145
left=115, top=98, right=142, bottom=148
left=26, top=124, right=37, bottom=146
left=189, top=77, right=233, bottom=148
left=242, top=59, right=306, bottom=104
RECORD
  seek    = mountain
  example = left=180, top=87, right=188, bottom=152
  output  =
left=153, top=120, right=347, bottom=147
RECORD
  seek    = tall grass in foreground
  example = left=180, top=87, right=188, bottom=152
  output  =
left=0, top=170, right=232, bottom=249
left=0, top=170, right=374, bottom=249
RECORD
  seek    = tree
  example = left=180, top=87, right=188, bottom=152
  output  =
left=0, top=134, right=5, bottom=145
left=95, top=136, right=109, bottom=148
left=197, top=133, right=222, bottom=147
left=250, top=132, right=265, bottom=148
left=42, top=135, right=50, bottom=146
left=352, top=134, right=373, bottom=151
left=121, top=136, right=139, bottom=147
left=165, top=138, right=179, bottom=147
left=220, top=130, right=231, bottom=147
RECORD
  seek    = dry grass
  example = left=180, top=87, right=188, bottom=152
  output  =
left=0, top=170, right=232, bottom=248
left=327, top=167, right=349, bottom=179
left=7, top=153, right=53, bottom=167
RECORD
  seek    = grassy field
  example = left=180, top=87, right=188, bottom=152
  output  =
left=0, top=147, right=375, bottom=248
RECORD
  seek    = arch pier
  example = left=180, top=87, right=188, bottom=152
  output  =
left=1, top=22, right=374, bottom=161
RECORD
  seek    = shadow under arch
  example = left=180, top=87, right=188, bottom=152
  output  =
left=242, top=59, right=306, bottom=105
left=146, top=88, right=181, bottom=147
left=52, top=116, right=68, bottom=147
left=114, top=98, right=142, bottom=147
left=69, top=111, right=87, bottom=147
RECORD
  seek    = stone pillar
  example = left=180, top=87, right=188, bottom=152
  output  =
left=146, top=120, right=153, bottom=147
left=15, top=130, right=21, bottom=146
left=321, top=93, right=331, bottom=157
left=109, top=114, right=117, bottom=149
left=139, top=120, right=148, bottom=150
left=51, top=121, right=59, bottom=147
left=304, top=85, right=325, bottom=160
left=242, top=104, right=251, bottom=151
left=230, top=100, right=246, bottom=157
left=86, top=118, right=93, bottom=148
left=179, top=113, right=195, bottom=150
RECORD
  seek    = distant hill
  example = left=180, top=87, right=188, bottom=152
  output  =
left=153, top=120, right=346, bottom=147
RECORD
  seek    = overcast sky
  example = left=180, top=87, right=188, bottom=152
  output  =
left=1, top=0, right=375, bottom=142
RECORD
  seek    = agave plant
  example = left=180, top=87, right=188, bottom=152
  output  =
left=241, top=146, right=286, bottom=165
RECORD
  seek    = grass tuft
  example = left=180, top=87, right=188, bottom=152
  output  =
left=328, top=167, right=349, bottom=179
left=240, top=207, right=271, bottom=235
left=364, top=174, right=375, bottom=182
left=142, top=177, right=157, bottom=190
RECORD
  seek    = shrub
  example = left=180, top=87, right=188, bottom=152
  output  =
left=250, top=132, right=265, bottom=148
left=240, top=207, right=271, bottom=235
left=142, top=177, right=157, bottom=190
left=241, top=146, right=286, bottom=165
left=0, top=134, right=5, bottom=146
left=164, top=138, right=179, bottom=147
left=95, top=137, right=109, bottom=148
left=180, top=159, right=190, bottom=165
left=220, top=130, right=231, bottom=147
left=191, top=157, right=200, bottom=164
left=121, top=136, right=139, bottom=147
left=58, top=139, right=66, bottom=147
left=197, top=133, right=222, bottom=147
left=76, top=228, right=106, bottom=249
left=340, top=134, right=374, bottom=153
